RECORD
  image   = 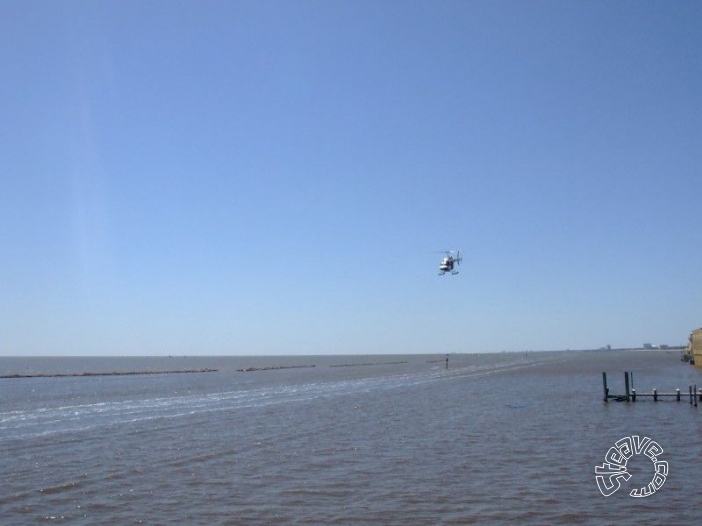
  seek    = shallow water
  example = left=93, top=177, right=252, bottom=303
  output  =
left=2, top=351, right=701, bottom=524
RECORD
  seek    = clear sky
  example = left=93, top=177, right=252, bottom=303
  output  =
left=1, top=1, right=700, bottom=356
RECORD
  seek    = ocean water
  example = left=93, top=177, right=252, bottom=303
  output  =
left=1, top=351, right=701, bottom=525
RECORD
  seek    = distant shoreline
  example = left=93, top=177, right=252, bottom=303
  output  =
left=0, top=347, right=688, bottom=360
left=0, top=368, right=218, bottom=379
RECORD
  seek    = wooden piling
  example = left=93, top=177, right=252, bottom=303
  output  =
left=677, top=388, right=681, bottom=401
left=602, top=372, right=609, bottom=402
left=631, top=388, right=636, bottom=402
left=624, top=372, right=630, bottom=401
left=653, top=388, right=657, bottom=402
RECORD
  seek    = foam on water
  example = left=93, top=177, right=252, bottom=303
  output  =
left=0, top=358, right=542, bottom=441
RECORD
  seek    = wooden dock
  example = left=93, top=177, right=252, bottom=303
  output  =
left=602, top=372, right=701, bottom=406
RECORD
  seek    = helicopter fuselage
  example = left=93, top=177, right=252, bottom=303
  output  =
left=439, top=258, right=454, bottom=272
left=438, top=251, right=461, bottom=275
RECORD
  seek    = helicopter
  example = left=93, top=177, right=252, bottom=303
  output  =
left=438, top=250, right=462, bottom=275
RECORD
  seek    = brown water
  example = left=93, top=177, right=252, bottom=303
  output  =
left=1, top=351, right=701, bottom=524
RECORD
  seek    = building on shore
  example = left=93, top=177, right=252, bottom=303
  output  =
left=688, top=327, right=702, bottom=365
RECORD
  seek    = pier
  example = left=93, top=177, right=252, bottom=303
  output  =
left=602, top=372, right=701, bottom=406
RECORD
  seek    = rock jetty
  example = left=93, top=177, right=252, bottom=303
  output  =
left=329, top=361, right=408, bottom=367
left=1, top=368, right=218, bottom=379
left=237, top=365, right=316, bottom=372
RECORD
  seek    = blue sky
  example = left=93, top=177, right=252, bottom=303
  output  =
left=1, top=0, right=700, bottom=356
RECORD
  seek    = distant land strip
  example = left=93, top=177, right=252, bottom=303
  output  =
left=237, top=365, right=316, bottom=372
left=329, top=361, right=409, bottom=368
left=1, top=368, right=218, bottom=379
